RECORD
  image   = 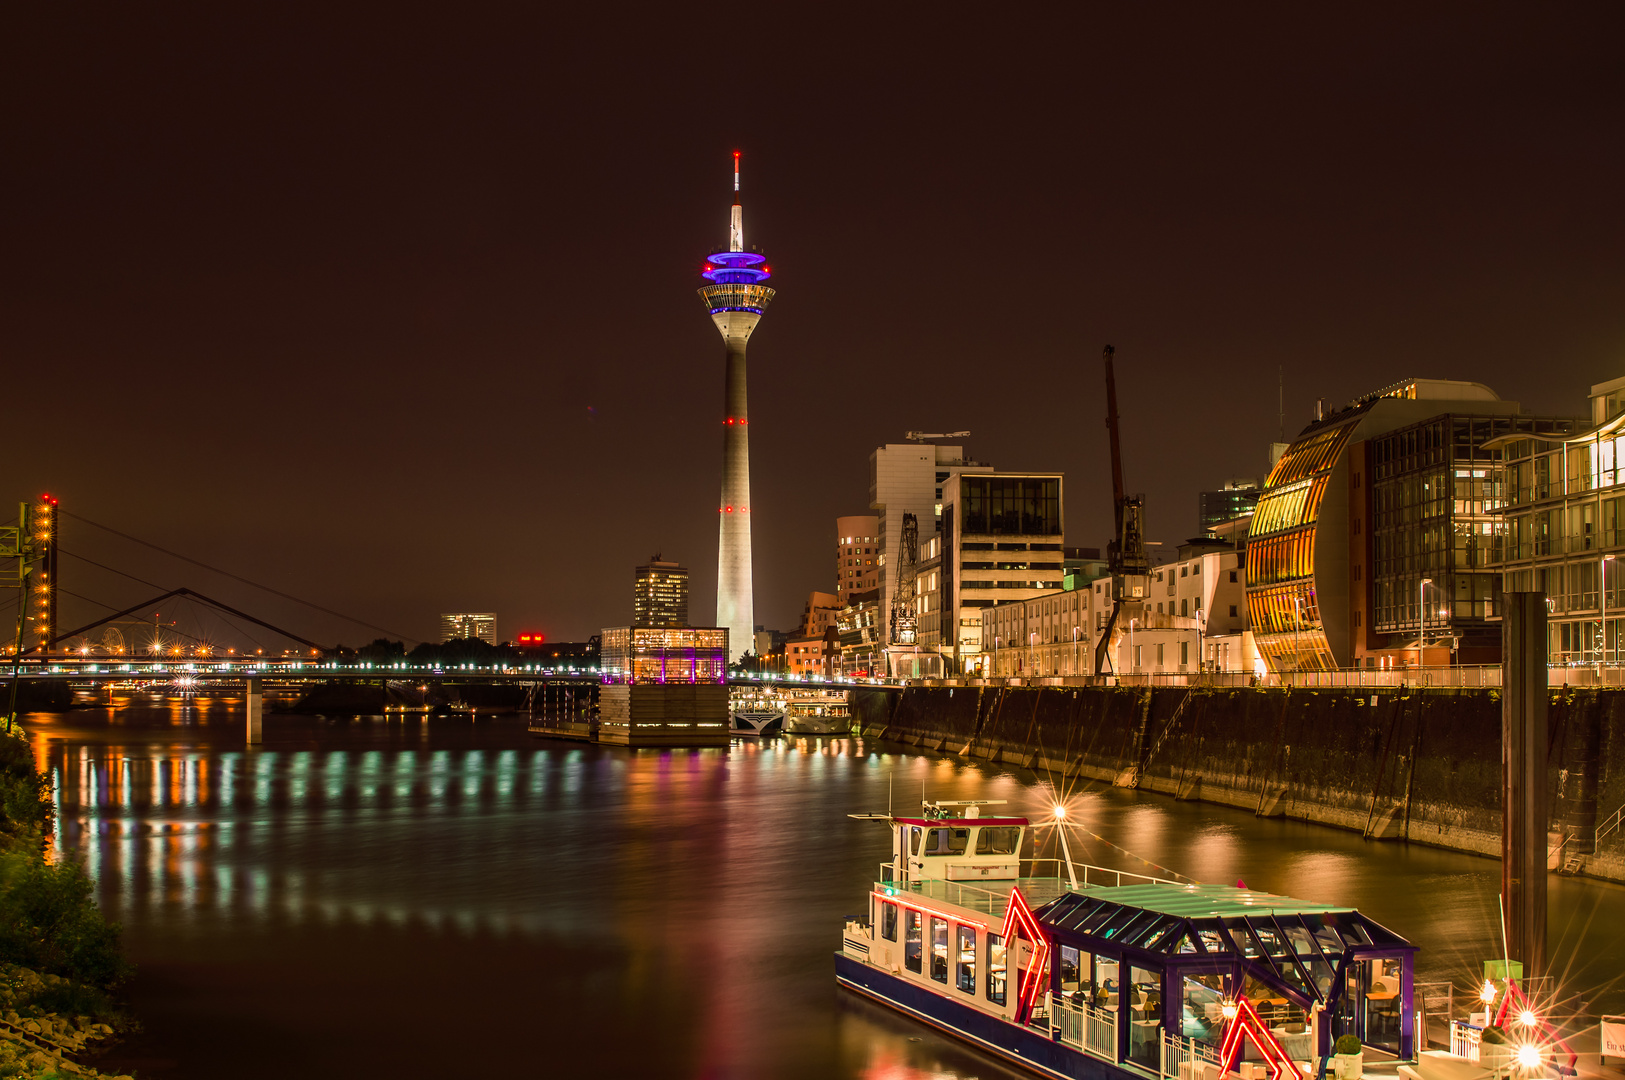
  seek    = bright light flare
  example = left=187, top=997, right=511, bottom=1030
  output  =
left=1053, top=805, right=1067, bottom=820
left=1518, top=1009, right=1537, bottom=1027
left=1480, top=980, right=1498, bottom=1004
left=1221, top=1000, right=1238, bottom=1019
left=1516, top=1044, right=1542, bottom=1069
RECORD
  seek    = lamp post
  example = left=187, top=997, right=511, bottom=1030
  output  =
left=1418, top=578, right=1432, bottom=672
left=1129, top=617, right=1137, bottom=677
left=1603, top=555, right=1615, bottom=668
left=1072, top=625, right=1080, bottom=678
left=1028, top=631, right=1036, bottom=678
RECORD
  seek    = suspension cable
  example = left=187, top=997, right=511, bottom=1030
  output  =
left=60, top=511, right=417, bottom=643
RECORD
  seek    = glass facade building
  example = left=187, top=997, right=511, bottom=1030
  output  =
left=1489, top=377, right=1625, bottom=663
left=1245, top=379, right=1536, bottom=673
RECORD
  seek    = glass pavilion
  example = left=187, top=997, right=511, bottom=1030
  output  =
left=1035, top=882, right=1418, bottom=1070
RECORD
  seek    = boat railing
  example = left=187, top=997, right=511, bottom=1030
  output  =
left=1160, top=1031, right=1222, bottom=1079
left=875, top=859, right=1180, bottom=913
left=1054, top=993, right=1119, bottom=1062
left=1449, top=1019, right=1482, bottom=1062
left=874, top=872, right=1070, bottom=918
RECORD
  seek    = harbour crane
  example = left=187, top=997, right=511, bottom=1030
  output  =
left=1096, top=345, right=1151, bottom=675
left=903, top=430, right=970, bottom=442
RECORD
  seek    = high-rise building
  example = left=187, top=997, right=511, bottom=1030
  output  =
left=633, top=555, right=689, bottom=628
left=835, top=515, right=879, bottom=604
left=869, top=442, right=993, bottom=648
left=440, top=613, right=496, bottom=644
left=699, top=152, right=775, bottom=662
left=1197, top=480, right=1262, bottom=536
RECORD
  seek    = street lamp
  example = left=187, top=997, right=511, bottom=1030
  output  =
left=1418, top=578, right=1432, bottom=671
left=1603, top=555, right=1615, bottom=667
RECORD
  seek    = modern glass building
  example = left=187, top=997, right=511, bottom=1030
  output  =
left=1489, top=376, right=1625, bottom=664
left=1245, top=379, right=1538, bottom=673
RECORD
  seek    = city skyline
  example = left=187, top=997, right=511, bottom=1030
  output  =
left=5, top=8, right=1625, bottom=645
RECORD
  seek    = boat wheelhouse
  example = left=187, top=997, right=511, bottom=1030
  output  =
left=836, top=803, right=1418, bottom=1080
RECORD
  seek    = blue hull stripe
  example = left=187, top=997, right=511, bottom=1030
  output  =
left=834, top=953, right=1138, bottom=1080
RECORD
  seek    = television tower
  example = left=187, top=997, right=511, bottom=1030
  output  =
left=699, top=152, right=774, bottom=662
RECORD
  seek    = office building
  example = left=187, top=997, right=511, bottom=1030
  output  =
left=835, top=515, right=880, bottom=604
left=633, top=555, right=689, bottom=628
left=916, top=470, right=1064, bottom=673
left=699, top=153, right=775, bottom=662
left=1198, top=480, right=1262, bottom=537
left=869, top=442, right=993, bottom=649
left=1490, top=376, right=1625, bottom=664
left=1246, top=378, right=1576, bottom=673
left=440, top=613, right=496, bottom=645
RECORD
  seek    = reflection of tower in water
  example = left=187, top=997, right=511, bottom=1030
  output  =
left=699, top=152, right=774, bottom=663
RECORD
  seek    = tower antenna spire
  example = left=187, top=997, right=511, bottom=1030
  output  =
left=729, top=151, right=744, bottom=252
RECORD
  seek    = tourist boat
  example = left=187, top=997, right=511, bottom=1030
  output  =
left=836, top=800, right=1418, bottom=1080
left=729, top=686, right=785, bottom=737
left=783, top=688, right=851, bottom=735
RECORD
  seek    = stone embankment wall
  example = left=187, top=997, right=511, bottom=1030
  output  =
left=850, top=685, right=1625, bottom=884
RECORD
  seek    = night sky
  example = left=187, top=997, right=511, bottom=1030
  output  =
left=6, top=7, right=1625, bottom=647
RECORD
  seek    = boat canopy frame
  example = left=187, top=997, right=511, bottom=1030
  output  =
left=1034, top=883, right=1419, bottom=1062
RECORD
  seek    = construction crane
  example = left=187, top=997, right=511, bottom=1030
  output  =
left=1096, top=345, right=1151, bottom=675
left=903, top=430, right=970, bottom=442
left=890, top=513, right=919, bottom=646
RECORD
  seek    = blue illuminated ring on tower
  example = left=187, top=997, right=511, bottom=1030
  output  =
left=703, top=250, right=771, bottom=286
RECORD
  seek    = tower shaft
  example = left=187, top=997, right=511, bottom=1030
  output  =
left=715, top=312, right=759, bottom=657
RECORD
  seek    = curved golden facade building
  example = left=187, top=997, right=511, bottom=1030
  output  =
left=1246, top=380, right=1520, bottom=674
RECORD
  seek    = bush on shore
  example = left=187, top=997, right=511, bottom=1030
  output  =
left=0, top=729, right=131, bottom=992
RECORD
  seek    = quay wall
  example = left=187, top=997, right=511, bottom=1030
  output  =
left=850, top=685, right=1625, bottom=884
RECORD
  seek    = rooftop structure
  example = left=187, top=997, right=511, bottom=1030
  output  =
left=700, top=153, right=774, bottom=663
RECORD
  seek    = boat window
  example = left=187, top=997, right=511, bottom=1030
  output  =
left=922, top=828, right=970, bottom=856
left=1126, top=963, right=1164, bottom=1070
left=904, top=910, right=922, bottom=973
left=881, top=901, right=898, bottom=942
left=930, top=917, right=949, bottom=983
left=1181, top=973, right=1227, bottom=1045
left=974, top=826, right=1020, bottom=855
left=988, top=933, right=1007, bottom=1005
left=1312, top=923, right=1346, bottom=960
left=910, top=827, right=924, bottom=856
left=1251, top=922, right=1292, bottom=958
left=956, top=925, right=977, bottom=994
left=1059, top=945, right=1081, bottom=991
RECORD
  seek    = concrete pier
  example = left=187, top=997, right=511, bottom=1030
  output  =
left=246, top=677, right=262, bottom=744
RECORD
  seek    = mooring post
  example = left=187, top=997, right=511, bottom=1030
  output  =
left=1502, top=592, right=1547, bottom=981
left=246, top=676, right=263, bottom=745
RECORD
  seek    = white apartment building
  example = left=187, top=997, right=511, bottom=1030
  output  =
left=981, top=542, right=1256, bottom=677
left=869, top=442, right=992, bottom=651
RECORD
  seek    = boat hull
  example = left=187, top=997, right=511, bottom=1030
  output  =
left=833, top=953, right=1122, bottom=1080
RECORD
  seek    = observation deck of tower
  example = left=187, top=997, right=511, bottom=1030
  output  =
left=699, top=152, right=775, bottom=663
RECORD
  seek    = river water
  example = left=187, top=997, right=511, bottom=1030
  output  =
left=19, top=697, right=1625, bottom=1079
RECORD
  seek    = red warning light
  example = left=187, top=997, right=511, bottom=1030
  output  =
left=516, top=633, right=547, bottom=645
left=39, top=494, right=57, bottom=506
